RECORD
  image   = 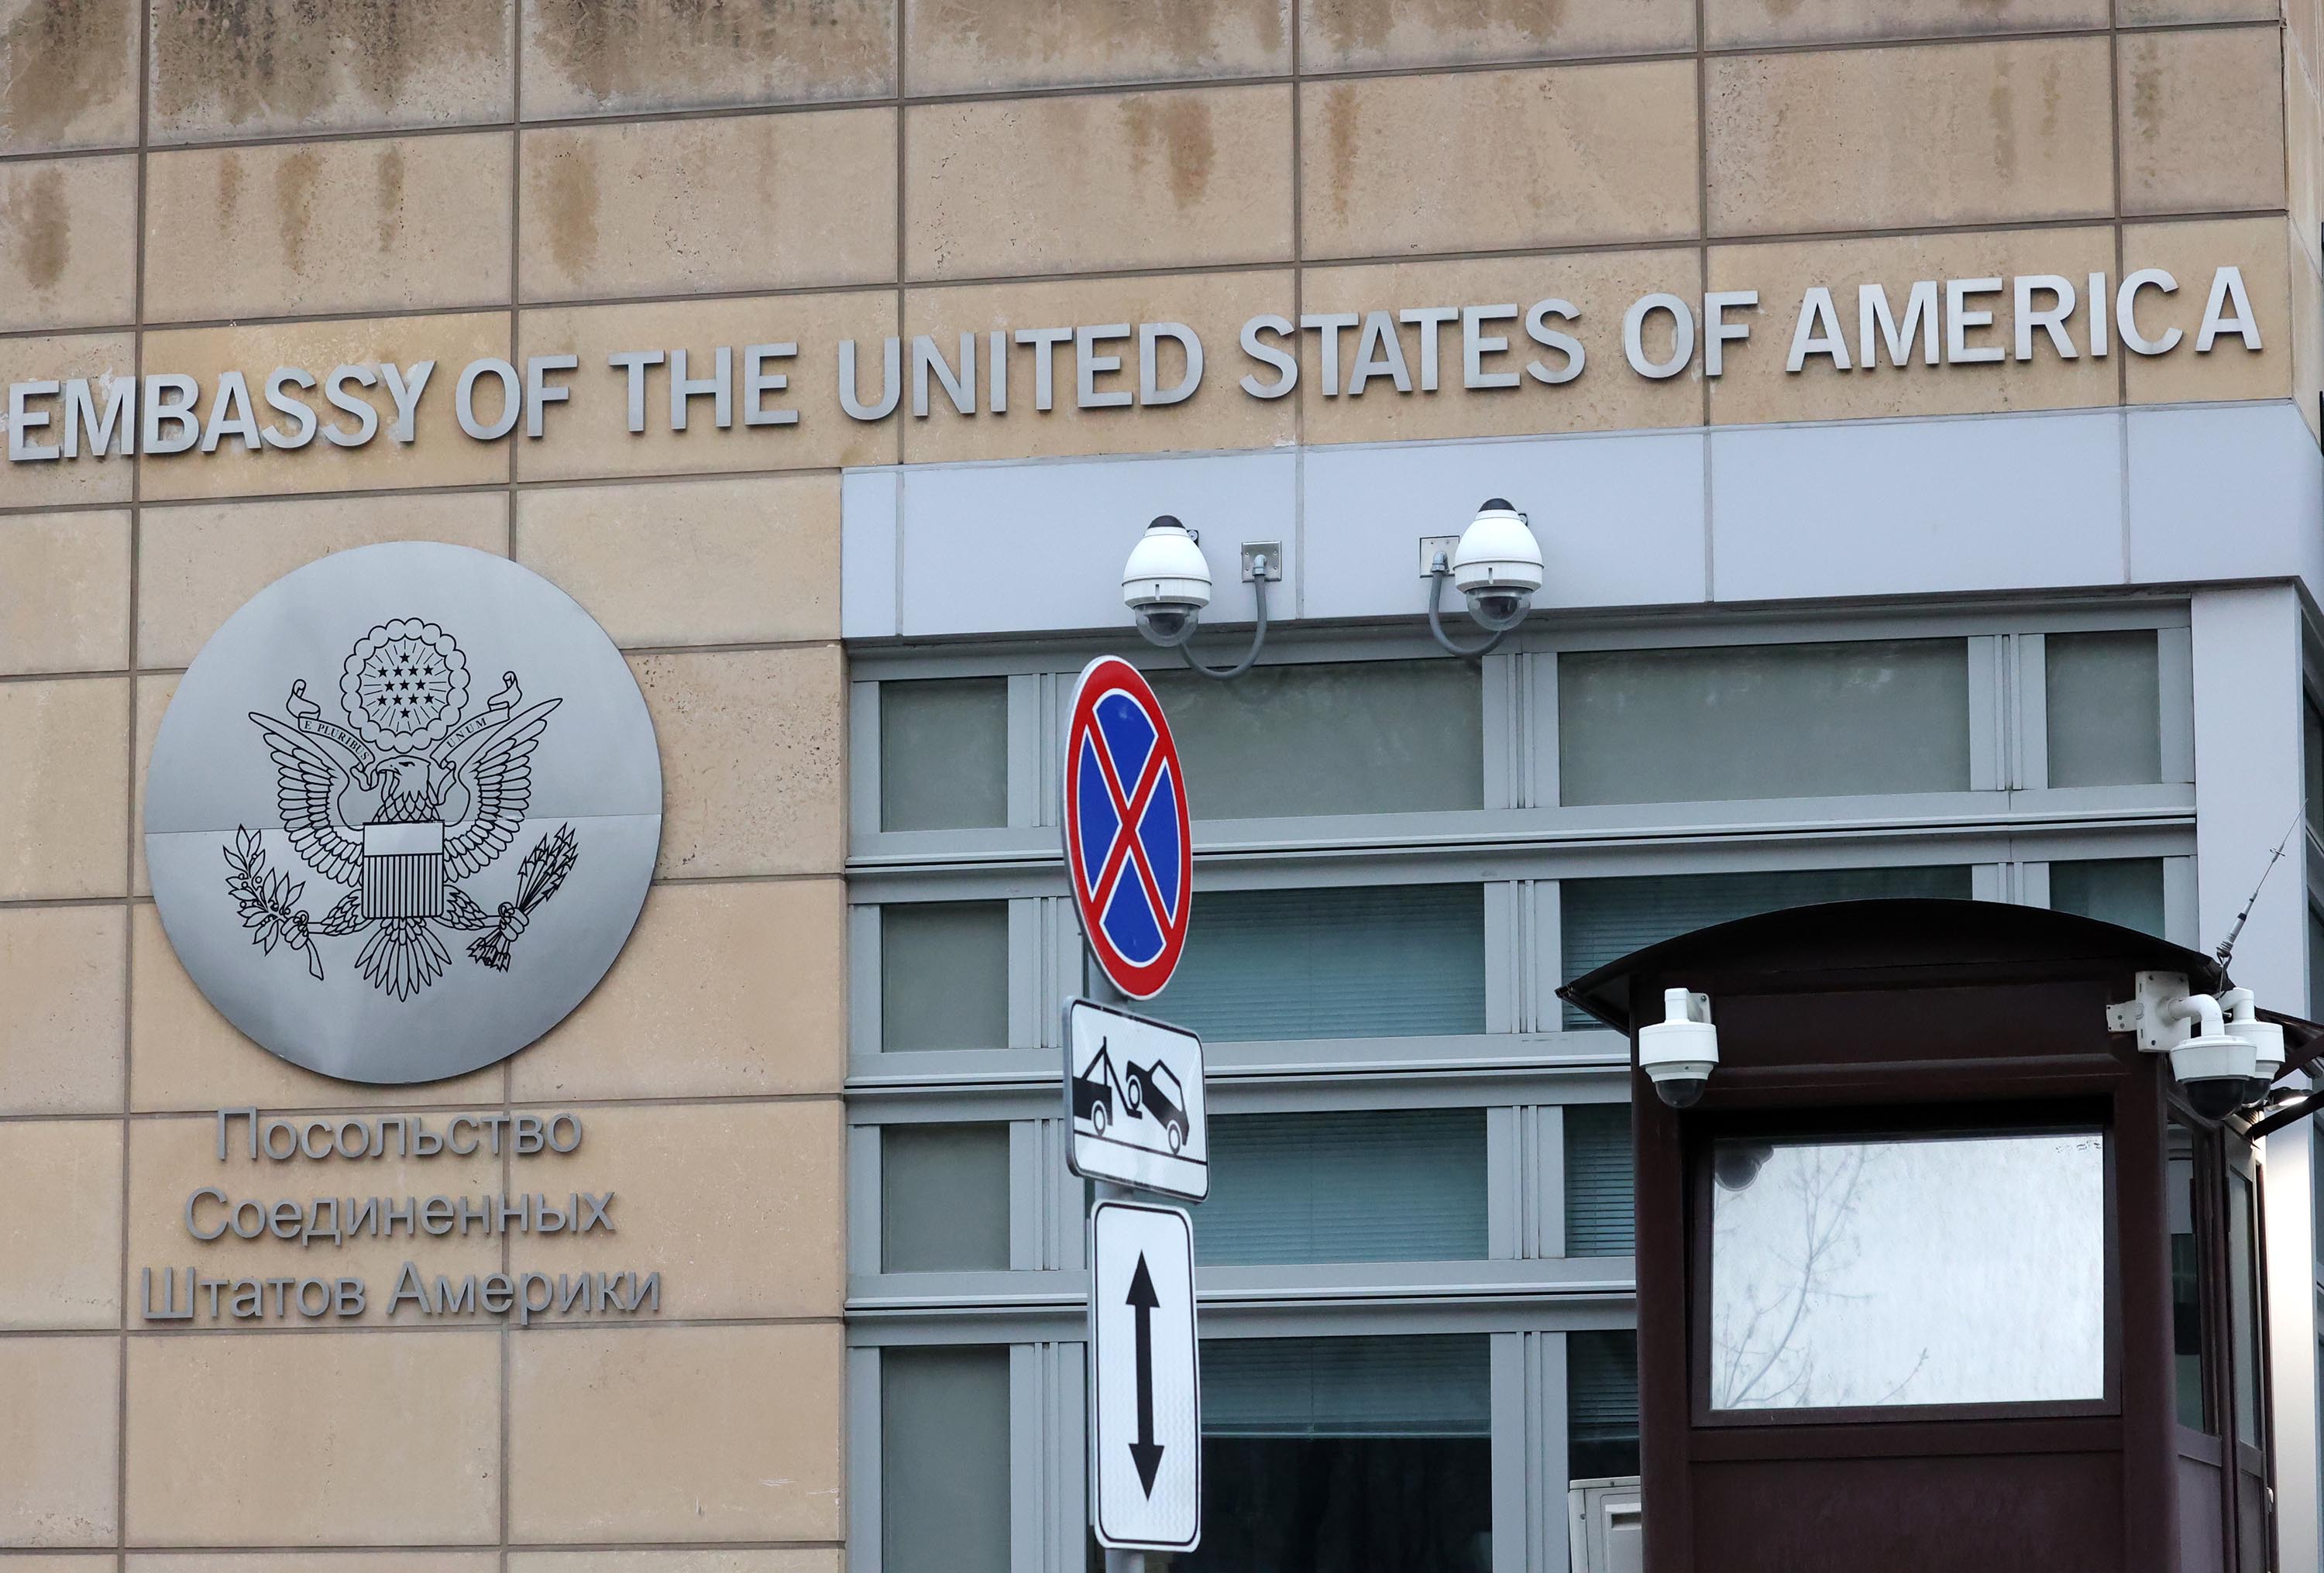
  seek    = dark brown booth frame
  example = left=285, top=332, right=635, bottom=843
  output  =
left=1561, top=899, right=2324, bottom=1573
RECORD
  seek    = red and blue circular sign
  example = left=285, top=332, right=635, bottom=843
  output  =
left=1064, top=656, right=1192, bottom=999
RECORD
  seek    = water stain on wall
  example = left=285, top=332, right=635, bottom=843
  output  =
left=1121, top=94, right=1215, bottom=209
left=1322, top=82, right=1361, bottom=223
left=531, top=0, right=890, bottom=108
left=152, top=0, right=507, bottom=130
left=536, top=141, right=602, bottom=282
left=375, top=142, right=406, bottom=254
left=1312, top=0, right=1564, bottom=60
left=1, top=0, right=132, bottom=149
left=273, top=148, right=318, bottom=276
left=914, top=0, right=1284, bottom=78
left=3, top=167, right=70, bottom=289
left=216, top=151, right=245, bottom=225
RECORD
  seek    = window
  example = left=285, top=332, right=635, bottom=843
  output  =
left=882, top=1123, right=1010, bottom=1272
left=2046, top=631, right=2161, bottom=788
left=1117, top=884, right=1487, bottom=1042
left=1150, top=660, right=1483, bottom=818
left=1707, top=1130, right=2106, bottom=1411
left=2305, top=693, right=2324, bottom=838
left=881, top=1347, right=1009, bottom=1573
left=1188, top=1336, right=1492, bottom=1573
left=1557, top=639, right=1970, bottom=805
left=1197, top=1109, right=1487, bottom=1266
left=2168, top=1118, right=2214, bottom=1433
left=881, top=677, right=1008, bottom=831
left=1568, top=1330, right=1641, bottom=1479
left=1562, top=865, right=1971, bottom=1025
left=2050, top=857, right=2165, bottom=937
left=1564, top=1104, right=1635, bottom=1258
left=2228, top=1169, right=2264, bottom=1449
left=880, top=902, right=1008, bottom=1051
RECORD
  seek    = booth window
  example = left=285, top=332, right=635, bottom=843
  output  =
left=881, top=1345, right=1009, bottom=1573
left=881, top=677, right=1008, bottom=831
left=1150, top=660, right=1483, bottom=819
left=2228, top=1169, right=2264, bottom=1450
left=1707, top=1130, right=2107, bottom=1413
left=2168, top=1118, right=2216, bottom=1434
left=2049, top=857, right=2165, bottom=937
left=1556, top=638, right=1970, bottom=805
left=881, top=1123, right=1010, bottom=1272
left=880, top=902, right=1008, bottom=1050
left=1188, top=1335, right=1492, bottom=1572
left=1105, top=884, right=1487, bottom=1042
left=1197, top=1109, right=1488, bottom=1266
left=1569, top=1329, right=1642, bottom=1478
left=1564, top=1104, right=1635, bottom=1258
left=2046, top=631, right=2161, bottom=788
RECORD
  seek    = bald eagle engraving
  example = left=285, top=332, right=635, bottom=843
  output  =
left=223, top=619, right=578, bottom=999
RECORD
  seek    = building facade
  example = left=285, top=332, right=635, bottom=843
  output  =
left=3, top=0, right=2324, bottom=1570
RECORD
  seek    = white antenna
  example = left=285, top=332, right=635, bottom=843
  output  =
left=2214, top=809, right=2305, bottom=970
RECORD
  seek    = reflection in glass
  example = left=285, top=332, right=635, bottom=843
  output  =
left=1709, top=1131, right=2106, bottom=1410
left=2168, top=1118, right=2215, bottom=1432
left=2229, top=1170, right=2264, bottom=1449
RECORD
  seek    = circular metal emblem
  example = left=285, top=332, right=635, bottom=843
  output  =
left=145, top=542, right=662, bottom=1084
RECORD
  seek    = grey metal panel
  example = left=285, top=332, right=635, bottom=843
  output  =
left=849, top=1121, right=885, bottom=1278
left=2129, top=402, right=2324, bottom=599
left=841, top=468, right=900, bottom=640
left=1493, top=1332, right=1532, bottom=1573
left=2160, top=624, right=2197, bottom=785
left=1710, top=409, right=2126, bottom=603
left=1967, top=634, right=2006, bottom=792
left=2016, top=632, right=2051, bottom=792
left=849, top=678, right=885, bottom=855
left=849, top=1345, right=884, bottom=1571
left=1489, top=1107, right=1522, bottom=1261
left=1535, top=1106, right=1569, bottom=1262
left=1006, top=673, right=1044, bottom=829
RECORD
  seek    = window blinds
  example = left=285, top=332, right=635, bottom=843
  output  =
left=1563, top=1104, right=1634, bottom=1259
left=2049, top=857, right=2165, bottom=938
left=1199, top=1335, right=1492, bottom=1439
left=1566, top=1331, right=1640, bottom=1457
left=1195, top=1109, right=1488, bottom=1266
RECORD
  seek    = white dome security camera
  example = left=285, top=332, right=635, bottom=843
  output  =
left=1450, top=499, right=1544, bottom=630
left=1122, top=515, right=1212, bottom=644
left=1639, top=987, right=1719, bottom=1109
left=2162, top=992, right=2260, bottom=1121
left=2224, top=988, right=2287, bottom=1105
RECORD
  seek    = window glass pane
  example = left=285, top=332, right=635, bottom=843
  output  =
left=1568, top=1330, right=1640, bottom=1479
left=881, top=902, right=1008, bottom=1051
left=1709, top=1130, right=2106, bottom=1410
left=2050, top=857, right=2166, bottom=938
left=882, top=678, right=1007, bottom=831
left=1112, top=884, right=1486, bottom=1042
left=1188, top=1336, right=1491, bottom=1573
left=1561, top=865, right=1971, bottom=1026
left=1564, top=1104, right=1635, bottom=1258
left=2305, top=695, right=2324, bottom=838
left=1149, top=660, right=1483, bottom=818
left=882, top=1346, right=1009, bottom=1573
left=1197, top=1109, right=1487, bottom=1266
left=882, top=1123, right=1010, bottom=1272
left=2168, top=1118, right=2215, bottom=1434
left=2046, top=631, right=2161, bottom=788
left=2229, top=1169, right=2263, bottom=1448
left=1558, top=639, right=1970, bottom=805
left=2312, top=905, right=2324, bottom=1017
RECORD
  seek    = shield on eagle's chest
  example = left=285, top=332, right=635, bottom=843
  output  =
left=361, top=822, right=445, bottom=919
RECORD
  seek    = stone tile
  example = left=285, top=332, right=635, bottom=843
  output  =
left=123, top=1331, right=500, bottom=1545
left=905, top=84, right=1293, bottom=280
left=1705, top=225, right=2119, bottom=426
left=908, top=0, right=1288, bottom=93
left=1301, top=0, right=1691, bottom=72
left=128, top=903, right=505, bottom=1111
left=514, top=475, right=837, bottom=648
left=521, top=0, right=893, bottom=120
left=132, top=1558, right=498, bottom=1573
left=2119, top=27, right=2287, bottom=217
left=143, top=136, right=514, bottom=323
left=149, top=0, right=513, bottom=142
left=0, top=676, right=126, bottom=900
left=123, top=1112, right=501, bottom=1327
left=2119, top=0, right=2276, bottom=19
left=632, top=646, right=844, bottom=879
left=514, top=881, right=844, bottom=1101
left=0, top=509, right=129, bottom=674
left=515, top=292, right=900, bottom=479
left=1705, top=38, right=2114, bottom=236
left=1299, top=249, right=1705, bottom=445
left=129, top=674, right=172, bottom=898
left=508, top=1323, right=843, bottom=1543
left=1301, top=63, right=1698, bottom=259
left=896, top=269, right=1298, bottom=462
left=1707, top=0, right=2102, bottom=47
left=0, top=1559, right=120, bottom=1573
left=2123, top=217, right=2294, bottom=406
left=136, top=314, right=515, bottom=502
left=519, top=110, right=895, bottom=303
left=0, top=905, right=124, bottom=1114
left=0, top=156, right=136, bottom=330
left=0, top=1119, right=122, bottom=1327
left=512, top=1100, right=841, bottom=1319
left=0, top=1336, right=117, bottom=1545
left=0, top=0, right=139, bottom=153
left=137, top=491, right=508, bottom=669
left=508, top=1555, right=838, bottom=1573
left=2288, top=47, right=2322, bottom=280
left=0, top=333, right=136, bottom=510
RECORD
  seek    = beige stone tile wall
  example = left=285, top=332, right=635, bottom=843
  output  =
left=0, top=0, right=2316, bottom=1565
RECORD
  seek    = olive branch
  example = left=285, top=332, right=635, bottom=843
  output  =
left=222, top=827, right=324, bottom=981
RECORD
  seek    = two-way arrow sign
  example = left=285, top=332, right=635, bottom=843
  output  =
left=1090, top=1200, right=1201, bottom=1551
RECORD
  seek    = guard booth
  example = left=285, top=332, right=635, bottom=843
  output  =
left=1559, top=899, right=2323, bottom=1573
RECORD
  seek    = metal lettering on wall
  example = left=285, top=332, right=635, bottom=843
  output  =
left=144, top=542, right=662, bottom=1084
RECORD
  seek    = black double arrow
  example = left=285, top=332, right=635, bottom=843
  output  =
left=1126, top=1252, right=1166, bottom=1496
